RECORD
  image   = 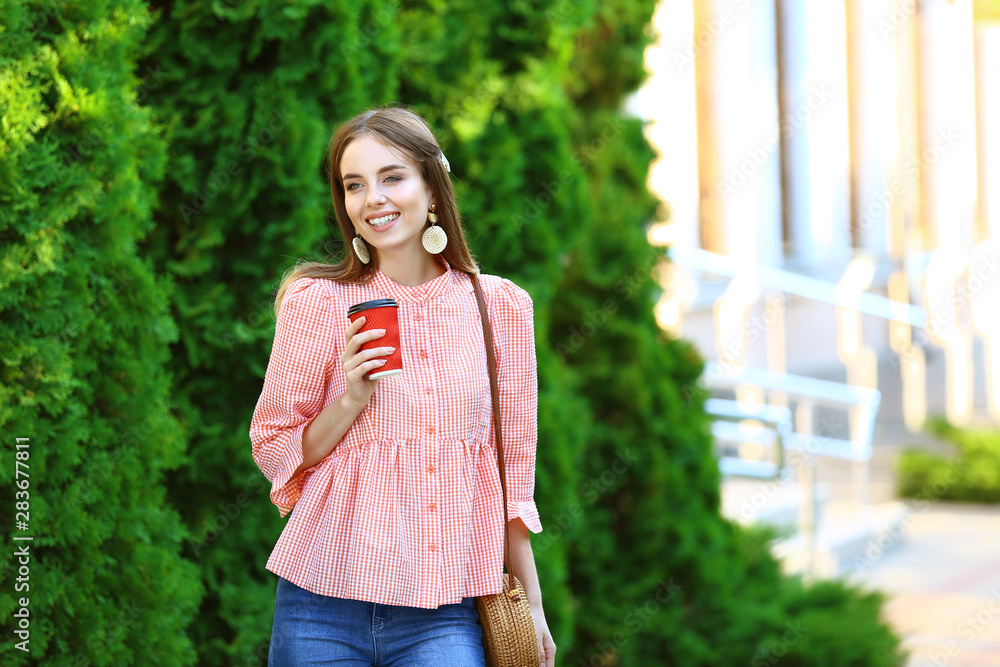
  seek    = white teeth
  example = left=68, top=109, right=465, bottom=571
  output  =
left=368, top=213, right=399, bottom=227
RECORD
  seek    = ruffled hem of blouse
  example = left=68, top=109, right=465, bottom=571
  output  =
left=508, top=500, right=543, bottom=534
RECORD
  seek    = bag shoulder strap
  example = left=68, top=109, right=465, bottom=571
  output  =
left=470, top=272, right=516, bottom=593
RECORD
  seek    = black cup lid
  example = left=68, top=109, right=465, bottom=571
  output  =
left=348, top=298, right=398, bottom=316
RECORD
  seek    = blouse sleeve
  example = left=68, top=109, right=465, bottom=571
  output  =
left=249, top=278, right=336, bottom=517
left=493, top=278, right=543, bottom=534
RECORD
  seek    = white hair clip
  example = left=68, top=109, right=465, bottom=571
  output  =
left=439, top=152, right=451, bottom=173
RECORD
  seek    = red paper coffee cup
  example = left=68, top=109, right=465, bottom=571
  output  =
left=347, top=298, right=403, bottom=380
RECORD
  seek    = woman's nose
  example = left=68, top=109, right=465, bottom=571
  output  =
left=366, top=186, right=386, bottom=208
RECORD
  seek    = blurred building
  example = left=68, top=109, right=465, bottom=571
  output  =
left=628, top=0, right=1000, bottom=575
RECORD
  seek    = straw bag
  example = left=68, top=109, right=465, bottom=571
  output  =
left=471, top=273, right=541, bottom=667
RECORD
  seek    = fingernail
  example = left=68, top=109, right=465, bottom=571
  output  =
left=378, top=329, right=386, bottom=334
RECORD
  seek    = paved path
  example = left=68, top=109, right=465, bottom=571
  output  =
left=845, top=503, right=1000, bottom=667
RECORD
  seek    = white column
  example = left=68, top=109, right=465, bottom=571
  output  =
left=977, top=25, right=1000, bottom=241
left=710, top=0, right=783, bottom=268
left=920, top=0, right=978, bottom=247
left=777, top=0, right=853, bottom=268
left=847, top=0, right=904, bottom=258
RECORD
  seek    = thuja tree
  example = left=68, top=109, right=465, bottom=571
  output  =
left=0, top=1, right=200, bottom=665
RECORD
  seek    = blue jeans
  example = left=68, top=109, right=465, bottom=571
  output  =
left=268, top=577, right=487, bottom=666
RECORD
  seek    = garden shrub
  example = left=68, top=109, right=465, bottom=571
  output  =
left=0, top=2, right=201, bottom=664
left=898, top=418, right=1000, bottom=503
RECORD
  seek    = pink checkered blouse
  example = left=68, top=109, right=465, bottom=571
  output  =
left=249, top=256, right=542, bottom=609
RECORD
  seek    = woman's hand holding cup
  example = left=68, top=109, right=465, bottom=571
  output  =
left=341, top=315, right=395, bottom=407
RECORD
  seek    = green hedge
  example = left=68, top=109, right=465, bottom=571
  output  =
left=0, top=1, right=200, bottom=664
left=898, top=419, right=1000, bottom=503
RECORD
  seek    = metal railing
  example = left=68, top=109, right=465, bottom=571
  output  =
left=704, top=397, right=791, bottom=479
left=703, top=363, right=882, bottom=577
left=669, top=244, right=897, bottom=577
left=670, top=246, right=926, bottom=326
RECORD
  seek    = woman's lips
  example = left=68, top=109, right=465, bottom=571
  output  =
left=367, top=212, right=400, bottom=231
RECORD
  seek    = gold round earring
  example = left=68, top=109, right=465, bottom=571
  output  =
left=352, top=230, right=371, bottom=264
left=422, top=204, right=448, bottom=254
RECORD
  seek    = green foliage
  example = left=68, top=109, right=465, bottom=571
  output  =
left=898, top=418, right=1000, bottom=503
left=761, top=579, right=904, bottom=667
left=0, top=1, right=200, bottom=664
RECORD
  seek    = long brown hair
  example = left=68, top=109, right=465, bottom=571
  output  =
left=273, top=105, right=481, bottom=316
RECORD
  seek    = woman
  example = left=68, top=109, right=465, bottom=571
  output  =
left=250, top=105, right=556, bottom=666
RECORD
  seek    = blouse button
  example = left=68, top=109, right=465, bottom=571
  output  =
left=426, top=465, right=436, bottom=474
left=425, top=386, right=433, bottom=394
left=426, top=425, right=436, bottom=434
left=414, top=312, right=423, bottom=321
left=428, top=544, right=438, bottom=552
left=418, top=350, right=428, bottom=359
left=428, top=503, right=438, bottom=512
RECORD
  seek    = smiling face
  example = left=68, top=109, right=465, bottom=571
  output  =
left=340, top=134, right=435, bottom=261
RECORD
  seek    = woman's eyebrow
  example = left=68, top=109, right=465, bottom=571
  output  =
left=342, top=164, right=409, bottom=181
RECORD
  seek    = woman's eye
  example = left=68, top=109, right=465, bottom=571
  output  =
left=345, top=176, right=398, bottom=192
